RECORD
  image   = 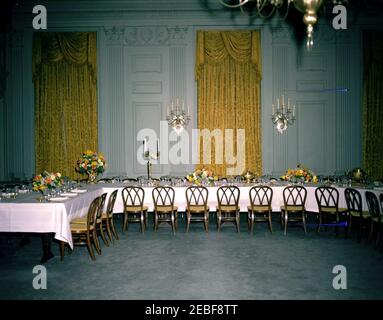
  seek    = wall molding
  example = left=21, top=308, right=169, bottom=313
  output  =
left=103, top=26, right=189, bottom=46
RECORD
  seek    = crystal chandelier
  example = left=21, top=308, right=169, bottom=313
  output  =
left=166, top=98, right=191, bottom=135
left=218, top=0, right=344, bottom=50
left=271, top=94, right=296, bottom=134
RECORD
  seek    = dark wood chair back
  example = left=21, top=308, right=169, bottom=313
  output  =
left=315, top=186, right=339, bottom=211
left=249, top=186, right=273, bottom=208
left=87, top=196, right=101, bottom=229
left=96, top=193, right=107, bottom=221
left=217, top=186, right=240, bottom=208
left=282, top=186, right=307, bottom=208
left=122, top=186, right=145, bottom=208
left=186, top=186, right=209, bottom=208
left=366, top=191, right=381, bottom=222
left=106, top=189, right=118, bottom=215
left=345, top=188, right=363, bottom=215
left=152, top=186, right=175, bottom=209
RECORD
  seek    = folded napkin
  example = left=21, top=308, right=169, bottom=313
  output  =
left=49, top=197, right=69, bottom=202
left=71, top=189, right=87, bottom=193
left=60, top=192, right=77, bottom=197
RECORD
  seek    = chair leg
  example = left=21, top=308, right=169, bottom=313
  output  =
left=204, top=215, right=209, bottom=232
left=171, top=214, right=176, bottom=235
left=86, top=233, right=96, bottom=261
left=302, top=212, right=307, bottom=234
left=235, top=213, right=240, bottom=233
left=123, top=213, right=128, bottom=232
left=335, top=214, right=339, bottom=237
left=280, top=211, right=284, bottom=229
left=284, top=211, right=288, bottom=235
left=110, top=217, right=119, bottom=240
left=367, top=220, right=374, bottom=243
left=92, top=229, right=102, bottom=255
left=105, top=219, right=114, bottom=244
left=268, top=212, right=273, bottom=234
left=251, top=214, right=255, bottom=234
left=60, top=241, right=65, bottom=261
left=357, top=219, right=363, bottom=243
left=140, top=214, right=145, bottom=234
left=346, top=216, right=352, bottom=239
left=99, top=222, right=109, bottom=246
left=186, top=214, right=190, bottom=233
left=317, top=213, right=322, bottom=234
left=217, top=213, right=221, bottom=232
left=154, top=213, right=158, bottom=231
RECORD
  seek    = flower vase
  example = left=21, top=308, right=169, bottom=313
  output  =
left=36, top=190, right=45, bottom=202
left=87, top=172, right=97, bottom=184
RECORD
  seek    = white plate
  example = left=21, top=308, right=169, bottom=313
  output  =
left=60, top=193, right=77, bottom=197
left=71, top=189, right=87, bottom=193
left=374, top=187, right=383, bottom=191
left=49, top=197, right=69, bottom=202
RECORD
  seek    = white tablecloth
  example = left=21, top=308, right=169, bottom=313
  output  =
left=0, top=183, right=381, bottom=248
left=0, top=187, right=103, bottom=248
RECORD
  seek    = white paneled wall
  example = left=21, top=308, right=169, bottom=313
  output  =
left=2, top=1, right=365, bottom=180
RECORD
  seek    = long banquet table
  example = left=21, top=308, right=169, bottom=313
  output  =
left=1, top=182, right=382, bottom=262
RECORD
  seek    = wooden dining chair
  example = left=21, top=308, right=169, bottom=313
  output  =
left=122, top=186, right=148, bottom=233
left=152, top=186, right=178, bottom=234
left=281, top=186, right=307, bottom=235
left=70, top=192, right=108, bottom=250
left=365, top=191, right=382, bottom=249
left=60, top=196, right=101, bottom=261
left=94, top=193, right=109, bottom=248
left=344, top=188, right=371, bottom=242
left=216, top=186, right=240, bottom=232
left=185, top=186, right=209, bottom=232
left=101, top=189, right=119, bottom=242
left=315, top=186, right=348, bottom=237
left=247, top=185, right=273, bottom=234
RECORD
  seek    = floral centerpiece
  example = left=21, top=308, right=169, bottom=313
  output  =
left=187, top=168, right=218, bottom=186
left=32, top=171, right=63, bottom=193
left=76, top=150, right=106, bottom=183
left=280, top=164, right=318, bottom=183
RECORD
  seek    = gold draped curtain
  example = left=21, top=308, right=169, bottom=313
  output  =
left=362, top=31, right=383, bottom=180
left=195, top=30, right=262, bottom=177
left=33, top=32, right=97, bottom=179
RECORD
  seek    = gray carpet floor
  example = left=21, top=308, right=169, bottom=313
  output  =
left=1, top=213, right=382, bottom=300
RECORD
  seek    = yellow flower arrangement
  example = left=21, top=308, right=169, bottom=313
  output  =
left=76, top=150, right=106, bottom=175
left=187, top=168, right=218, bottom=186
left=280, top=164, right=318, bottom=183
left=32, top=171, right=63, bottom=192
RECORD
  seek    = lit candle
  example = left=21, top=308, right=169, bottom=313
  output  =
left=277, top=98, right=280, bottom=111
left=182, top=101, right=185, bottom=112
left=282, top=94, right=285, bottom=106
left=144, top=138, right=148, bottom=154
left=156, top=139, right=159, bottom=155
left=171, top=101, right=174, bottom=112
left=288, top=98, right=290, bottom=111
left=293, top=105, right=295, bottom=117
left=187, top=103, right=189, bottom=116
left=167, top=103, right=170, bottom=115
left=272, top=103, right=275, bottom=115
left=143, top=139, right=146, bottom=158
